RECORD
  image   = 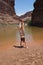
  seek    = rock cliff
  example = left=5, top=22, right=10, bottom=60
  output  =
left=19, top=11, right=32, bottom=22
left=32, top=0, right=43, bottom=26
left=0, top=0, right=16, bottom=15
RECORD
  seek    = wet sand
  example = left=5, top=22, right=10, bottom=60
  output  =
left=0, top=40, right=43, bottom=65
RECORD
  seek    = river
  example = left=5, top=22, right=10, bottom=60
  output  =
left=0, top=24, right=43, bottom=49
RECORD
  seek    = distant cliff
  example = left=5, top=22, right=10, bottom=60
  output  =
left=19, top=11, right=32, bottom=22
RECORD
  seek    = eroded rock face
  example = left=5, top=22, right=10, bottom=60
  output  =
left=19, top=11, right=32, bottom=22
left=32, top=0, right=43, bottom=26
left=0, top=0, right=16, bottom=15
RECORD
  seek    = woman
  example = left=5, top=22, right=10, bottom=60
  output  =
left=19, top=21, right=26, bottom=48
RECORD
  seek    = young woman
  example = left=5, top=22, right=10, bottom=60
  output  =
left=19, top=21, right=26, bottom=48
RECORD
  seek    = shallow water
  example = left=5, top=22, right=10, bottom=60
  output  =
left=17, top=26, right=43, bottom=44
left=0, top=25, right=43, bottom=49
left=25, top=26, right=43, bottom=42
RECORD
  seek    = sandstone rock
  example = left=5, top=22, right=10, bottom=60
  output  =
left=31, top=61, right=35, bottom=65
left=0, top=0, right=16, bottom=15
left=0, top=14, right=21, bottom=24
left=19, top=11, right=32, bottom=22
left=32, top=0, right=43, bottom=26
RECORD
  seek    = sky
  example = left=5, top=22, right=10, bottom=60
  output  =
left=15, top=0, right=35, bottom=16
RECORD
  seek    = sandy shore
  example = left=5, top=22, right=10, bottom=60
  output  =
left=0, top=40, right=43, bottom=65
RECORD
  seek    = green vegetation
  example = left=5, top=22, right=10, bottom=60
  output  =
left=27, top=20, right=32, bottom=26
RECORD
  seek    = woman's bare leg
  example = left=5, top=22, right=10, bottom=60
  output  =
left=20, top=41, right=22, bottom=46
left=24, top=41, right=27, bottom=48
left=24, top=41, right=28, bottom=48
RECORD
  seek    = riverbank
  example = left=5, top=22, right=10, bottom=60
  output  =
left=0, top=40, right=43, bottom=65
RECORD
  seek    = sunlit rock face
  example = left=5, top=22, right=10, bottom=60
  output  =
left=0, top=0, right=16, bottom=15
left=32, top=0, right=43, bottom=26
left=19, top=11, right=32, bottom=22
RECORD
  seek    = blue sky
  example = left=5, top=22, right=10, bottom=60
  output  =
left=15, top=0, right=35, bottom=16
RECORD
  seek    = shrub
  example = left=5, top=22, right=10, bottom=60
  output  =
left=27, top=20, right=32, bottom=26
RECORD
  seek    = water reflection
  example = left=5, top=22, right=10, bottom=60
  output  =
left=25, top=26, right=43, bottom=43
left=0, top=25, right=43, bottom=49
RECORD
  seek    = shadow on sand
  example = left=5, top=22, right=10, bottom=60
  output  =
left=13, top=45, right=24, bottom=48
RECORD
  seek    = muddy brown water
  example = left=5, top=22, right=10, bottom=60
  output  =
left=0, top=25, right=43, bottom=50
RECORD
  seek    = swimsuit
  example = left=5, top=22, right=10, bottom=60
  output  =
left=19, top=29, right=25, bottom=42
